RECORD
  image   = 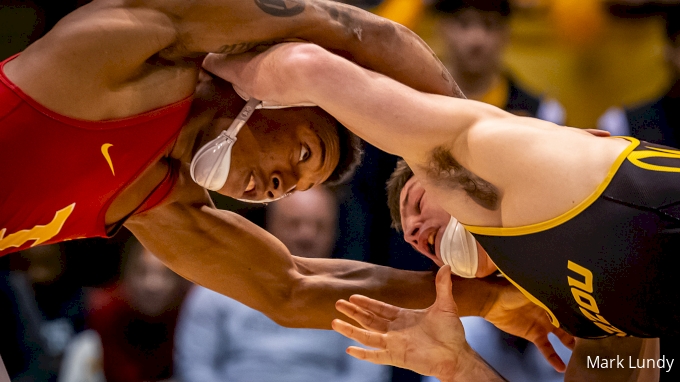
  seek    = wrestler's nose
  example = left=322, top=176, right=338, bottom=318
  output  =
left=403, top=219, right=421, bottom=246
left=266, top=172, right=295, bottom=200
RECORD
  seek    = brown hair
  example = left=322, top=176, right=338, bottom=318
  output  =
left=386, top=159, right=415, bottom=231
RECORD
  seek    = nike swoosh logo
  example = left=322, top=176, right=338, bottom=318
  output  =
left=101, top=143, right=115, bottom=176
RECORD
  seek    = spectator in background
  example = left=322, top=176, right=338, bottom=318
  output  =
left=599, top=8, right=680, bottom=148
left=86, top=239, right=191, bottom=382
left=175, top=186, right=390, bottom=382
left=0, top=244, right=87, bottom=382
left=435, top=0, right=566, bottom=124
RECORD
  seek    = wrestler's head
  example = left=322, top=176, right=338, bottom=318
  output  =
left=435, top=0, right=510, bottom=77
left=386, top=160, right=496, bottom=277
left=194, top=74, right=361, bottom=202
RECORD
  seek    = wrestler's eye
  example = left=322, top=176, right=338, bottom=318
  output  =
left=299, top=144, right=310, bottom=163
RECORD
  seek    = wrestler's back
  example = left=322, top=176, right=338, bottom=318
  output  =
left=1, top=0, right=198, bottom=121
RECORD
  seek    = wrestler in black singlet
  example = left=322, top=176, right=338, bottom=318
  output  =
left=464, top=137, right=680, bottom=339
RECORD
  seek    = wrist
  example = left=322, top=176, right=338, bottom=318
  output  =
left=441, top=346, right=507, bottom=382
left=433, top=344, right=474, bottom=382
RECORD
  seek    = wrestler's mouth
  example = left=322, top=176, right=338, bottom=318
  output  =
left=427, top=232, right=436, bottom=256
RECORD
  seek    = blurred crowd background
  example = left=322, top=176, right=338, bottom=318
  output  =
left=2, top=0, right=679, bottom=381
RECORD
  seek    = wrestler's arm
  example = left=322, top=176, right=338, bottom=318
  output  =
left=565, top=337, right=660, bottom=381
left=123, top=169, right=499, bottom=328
left=151, top=0, right=462, bottom=97
left=207, top=43, right=506, bottom=162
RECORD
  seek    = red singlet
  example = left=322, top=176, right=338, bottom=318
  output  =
left=0, top=55, right=193, bottom=256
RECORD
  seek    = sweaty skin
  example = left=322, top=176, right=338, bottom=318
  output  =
left=207, top=42, right=660, bottom=381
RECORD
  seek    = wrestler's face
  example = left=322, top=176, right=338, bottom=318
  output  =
left=399, top=177, right=451, bottom=267
left=400, top=177, right=496, bottom=277
left=440, top=9, right=509, bottom=76
left=214, top=107, right=340, bottom=202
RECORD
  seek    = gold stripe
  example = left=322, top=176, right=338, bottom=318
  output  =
left=496, top=267, right=560, bottom=328
left=464, top=137, right=640, bottom=236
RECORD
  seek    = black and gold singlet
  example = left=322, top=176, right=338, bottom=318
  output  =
left=464, top=137, right=680, bottom=338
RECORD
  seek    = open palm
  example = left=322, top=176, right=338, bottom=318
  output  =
left=332, top=266, right=472, bottom=380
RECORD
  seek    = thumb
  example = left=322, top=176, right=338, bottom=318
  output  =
left=434, top=265, right=457, bottom=314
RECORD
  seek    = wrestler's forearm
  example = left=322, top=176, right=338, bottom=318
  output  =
left=153, top=0, right=460, bottom=97
left=292, top=4, right=463, bottom=98
left=126, top=208, right=494, bottom=328
left=291, top=256, right=499, bottom=323
left=125, top=197, right=493, bottom=328
left=127, top=199, right=404, bottom=328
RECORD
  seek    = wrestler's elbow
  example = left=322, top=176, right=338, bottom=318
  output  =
left=278, top=43, right=335, bottom=84
left=260, top=271, right=317, bottom=328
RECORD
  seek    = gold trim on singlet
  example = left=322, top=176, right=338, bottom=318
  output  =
left=496, top=267, right=561, bottom=328
left=463, top=137, right=640, bottom=236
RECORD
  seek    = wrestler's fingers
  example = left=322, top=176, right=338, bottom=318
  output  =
left=332, top=319, right=387, bottom=349
left=335, top=299, right=390, bottom=333
left=583, top=128, right=611, bottom=137
left=531, top=336, right=567, bottom=373
left=347, top=295, right=402, bottom=321
left=345, top=346, right=394, bottom=366
left=553, top=328, right=576, bottom=350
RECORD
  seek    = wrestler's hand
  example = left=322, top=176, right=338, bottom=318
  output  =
left=481, top=281, right=575, bottom=372
left=202, top=43, right=317, bottom=107
left=584, top=128, right=611, bottom=137
left=331, top=266, right=479, bottom=381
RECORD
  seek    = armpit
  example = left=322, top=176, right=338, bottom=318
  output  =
left=426, top=146, right=500, bottom=210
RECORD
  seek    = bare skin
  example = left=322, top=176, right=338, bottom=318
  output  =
left=0, top=0, right=560, bottom=342
left=206, top=42, right=630, bottom=229
left=206, top=42, right=662, bottom=380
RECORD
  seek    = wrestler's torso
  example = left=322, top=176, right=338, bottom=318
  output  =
left=0, top=56, right=194, bottom=256
left=465, top=138, right=680, bottom=338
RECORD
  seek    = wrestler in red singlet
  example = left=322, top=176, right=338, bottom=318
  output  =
left=0, top=55, right=193, bottom=256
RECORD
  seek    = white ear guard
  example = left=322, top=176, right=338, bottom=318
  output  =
left=440, top=217, right=479, bottom=278
left=190, top=97, right=262, bottom=191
